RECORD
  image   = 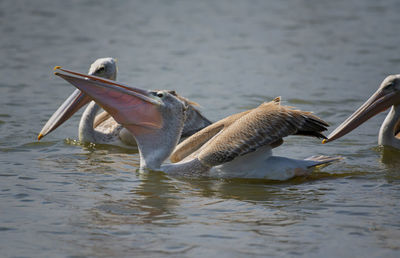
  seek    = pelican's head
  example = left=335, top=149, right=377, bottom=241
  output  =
left=38, top=57, right=117, bottom=140
left=53, top=67, right=188, bottom=169
left=88, top=57, right=117, bottom=80
left=379, top=74, right=400, bottom=96
left=324, top=74, right=400, bottom=143
left=149, top=90, right=188, bottom=121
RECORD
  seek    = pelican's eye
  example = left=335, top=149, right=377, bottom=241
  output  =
left=157, top=92, right=164, bottom=98
left=97, top=66, right=105, bottom=73
left=384, top=83, right=395, bottom=91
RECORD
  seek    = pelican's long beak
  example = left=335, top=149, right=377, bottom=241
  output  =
left=324, top=87, right=399, bottom=143
left=53, top=67, right=163, bottom=134
left=38, top=89, right=92, bottom=140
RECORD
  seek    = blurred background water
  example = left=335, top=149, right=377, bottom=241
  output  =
left=1, top=0, right=400, bottom=257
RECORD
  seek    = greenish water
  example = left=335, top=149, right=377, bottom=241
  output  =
left=1, top=0, right=400, bottom=257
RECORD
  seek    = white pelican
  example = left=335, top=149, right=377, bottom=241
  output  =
left=52, top=67, right=339, bottom=180
left=38, top=58, right=211, bottom=147
left=324, top=75, right=400, bottom=149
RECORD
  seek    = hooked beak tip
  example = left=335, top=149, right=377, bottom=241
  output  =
left=53, top=66, right=62, bottom=71
left=322, top=139, right=327, bottom=144
left=38, top=133, right=44, bottom=141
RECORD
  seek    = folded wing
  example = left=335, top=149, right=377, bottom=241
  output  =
left=172, top=97, right=328, bottom=167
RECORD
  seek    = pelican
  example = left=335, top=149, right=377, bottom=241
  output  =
left=53, top=67, right=339, bottom=180
left=38, top=58, right=211, bottom=147
left=324, top=75, right=400, bottom=149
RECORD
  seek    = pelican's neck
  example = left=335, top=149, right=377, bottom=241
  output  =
left=78, top=101, right=102, bottom=143
left=378, top=105, right=400, bottom=147
left=134, top=112, right=185, bottom=171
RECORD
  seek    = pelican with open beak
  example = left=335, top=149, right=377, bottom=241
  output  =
left=52, top=67, right=339, bottom=180
left=38, top=58, right=211, bottom=147
left=324, top=75, right=400, bottom=149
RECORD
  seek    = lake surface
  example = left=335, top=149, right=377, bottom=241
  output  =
left=1, top=0, right=400, bottom=257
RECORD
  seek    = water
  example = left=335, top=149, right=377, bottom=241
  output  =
left=1, top=0, right=400, bottom=257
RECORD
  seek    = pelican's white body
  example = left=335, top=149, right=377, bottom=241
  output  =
left=210, top=146, right=325, bottom=180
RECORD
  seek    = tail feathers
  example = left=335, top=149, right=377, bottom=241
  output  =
left=305, top=155, right=342, bottom=168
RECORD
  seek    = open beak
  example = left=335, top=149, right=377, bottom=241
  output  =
left=324, top=87, right=399, bottom=143
left=38, top=64, right=121, bottom=141
left=38, top=89, right=92, bottom=140
left=52, top=67, right=163, bottom=135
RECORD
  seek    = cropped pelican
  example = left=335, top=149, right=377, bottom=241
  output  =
left=38, top=58, right=211, bottom=147
left=52, top=67, right=339, bottom=180
left=324, top=75, right=400, bottom=149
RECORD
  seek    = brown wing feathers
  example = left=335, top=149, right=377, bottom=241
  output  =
left=196, top=98, right=328, bottom=167
left=93, top=111, right=112, bottom=128
left=170, top=110, right=252, bottom=163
